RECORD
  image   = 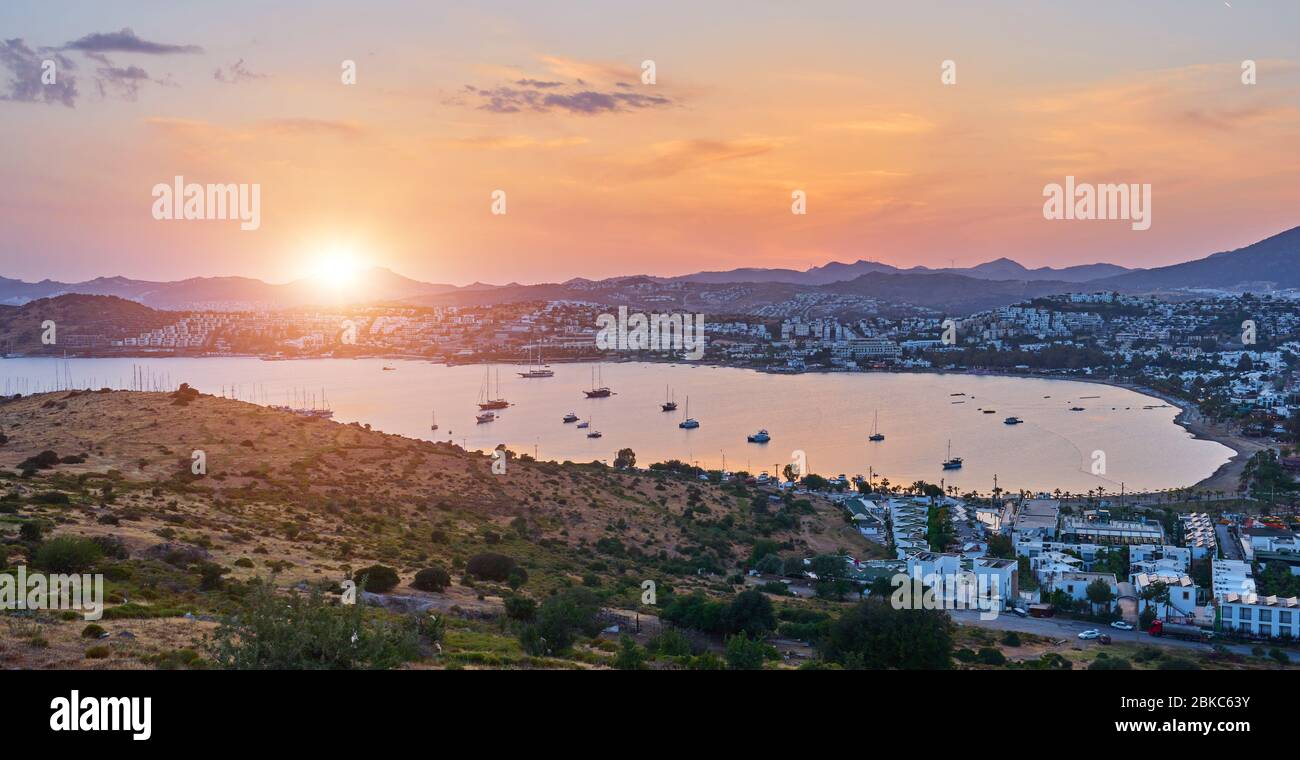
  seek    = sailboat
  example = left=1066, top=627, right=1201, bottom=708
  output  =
left=477, top=367, right=509, bottom=410
left=583, top=365, right=613, bottom=398
left=661, top=385, right=677, bottom=412
left=678, top=396, right=699, bottom=429
left=868, top=410, right=885, bottom=442
left=941, top=440, right=963, bottom=470
left=518, top=342, right=554, bottom=378
left=430, top=410, right=438, bottom=431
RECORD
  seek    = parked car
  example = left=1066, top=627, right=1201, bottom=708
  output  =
left=1077, top=629, right=1101, bottom=640
left=1099, top=634, right=1112, bottom=645
left=1012, top=607, right=1028, bottom=618
left=1110, top=620, right=1134, bottom=631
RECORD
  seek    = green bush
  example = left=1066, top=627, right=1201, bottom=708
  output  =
left=208, top=582, right=419, bottom=669
left=81, top=624, right=107, bottom=639
left=504, top=595, right=537, bottom=622
left=465, top=553, right=517, bottom=583
left=33, top=536, right=103, bottom=573
left=412, top=566, right=451, bottom=592
left=352, top=564, right=400, bottom=593
left=85, top=645, right=111, bottom=659
left=518, top=588, right=602, bottom=655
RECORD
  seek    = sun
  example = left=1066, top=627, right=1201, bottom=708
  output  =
left=311, top=249, right=367, bottom=289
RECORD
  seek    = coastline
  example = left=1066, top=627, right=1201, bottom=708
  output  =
left=4, top=353, right=1263, bottom=493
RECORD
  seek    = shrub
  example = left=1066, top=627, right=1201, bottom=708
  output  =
left=19, top=450, right=61, bottom=470
left=465, top=553, right=517, bottom=583
left=647, top=627, right=693, bottom=657
left=976, top=647, right=1006, bottom=666
left=353, top=564, right=400, bottom=593
left=412, top=566, right=451, bottom=592
left=81, top=624, right=107, bottom=639
left=614, top=634, right=647, bottom=670
left=504, top=595, right=537, bottom=622
left=518, top=588, right=602, bottom=655
left=85, top=646, right=111, bottom=659
left=33, top=536, right=103, bottom=573
left=208, top=582, right=419, bottom=669
left=1001, top=631, right=1022, bottom=647
left=19, top=522, right=44, bottom=542
left=234, top=558, right=255, bottom=568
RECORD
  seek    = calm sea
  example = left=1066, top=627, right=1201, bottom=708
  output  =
left=0, top=357, right=1232, bottom=493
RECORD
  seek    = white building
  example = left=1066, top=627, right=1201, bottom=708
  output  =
left=1218, top=593, right=1300, bottom=638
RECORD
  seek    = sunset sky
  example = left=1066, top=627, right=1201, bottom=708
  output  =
left=2, top=0, right=1298, bottom=286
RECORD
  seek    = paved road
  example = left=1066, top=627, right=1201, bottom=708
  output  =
left=948, top=609, right=1257, bottom=657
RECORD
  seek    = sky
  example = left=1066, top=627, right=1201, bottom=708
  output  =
left=1, top=0, right=1298, bottom=286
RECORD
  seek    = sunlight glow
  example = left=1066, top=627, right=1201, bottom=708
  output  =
left=311, top=249, right=367, bottom=289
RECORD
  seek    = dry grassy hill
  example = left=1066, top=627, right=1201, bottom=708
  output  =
left=0, top=388, right=868, bottom=668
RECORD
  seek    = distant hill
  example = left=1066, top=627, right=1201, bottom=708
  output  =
left=0, top=294, right=174, bottom=353
left=0, top=267, right=458, bottom=309
left=1095, top=225, right=1300, bottom=291
left=674, top=258, right=1132, bottom=285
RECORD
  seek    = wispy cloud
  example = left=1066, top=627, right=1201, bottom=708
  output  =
left=214, top=58, right=267, bottom=84
left=617, top=138, right=779, bottom=181
left=465, top=83, right=670, bottom=114
left=0, top=38, right=78, bottom=106
left=62, top=28, right=202, bottom=55
left=438, top=134, right=589, bottom=150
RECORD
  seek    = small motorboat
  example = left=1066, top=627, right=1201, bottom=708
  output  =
left=476, top=411, right=496, bottom=424
left=576, top=420, right=590, bottom=429
left=1004, top=416, right=1023, bottom=425
left=586, top=430, right=602, bottom=438
left=747, top=429, right=770, bottom=443
left=562, top=412, right=579, bottom=423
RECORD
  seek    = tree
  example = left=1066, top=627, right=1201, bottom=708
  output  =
left=1085, top=578, right=1115, bottom=615
left=519, top=588, right=602, bottom=655
left=614, top=634, right=646, bottom=670
left=465, top=552, right=517, bottom=582
left=725, top=589, right=776, bottom=636
left=820, top=597, right=953, bottom=670
left=724, top=634, right=768, bottom=670
left=352, top=564, right=400, bottom=593
left=614, top=448, right=636, bottom=469
left=810, top=554, right=852, bottom=600
left=412, top=566, right=451, bottom=592
left=208, top=582, right=419, bottom=669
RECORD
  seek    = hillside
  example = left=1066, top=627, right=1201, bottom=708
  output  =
left=0, top=294, right=176, bottom=353
left=1097, top=225, right=1300, bottom=291
left=0, top=389, right=868, bottom=668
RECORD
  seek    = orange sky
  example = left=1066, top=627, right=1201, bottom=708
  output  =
left=2, top=1, right=1299, bottom=285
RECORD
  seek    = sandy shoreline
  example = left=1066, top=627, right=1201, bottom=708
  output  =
left=992, top=372, right=1271, bottom=493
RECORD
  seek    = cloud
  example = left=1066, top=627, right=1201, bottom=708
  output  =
left=537, top=55, right=638, bottom=83
left=515, top=78, right=562, bottom=89
left=256, top=118, right=364, bottom=138
left=83, top=52, right=152, bottom=100
left=827, top=113, right=935, bottom=135
left=0, top=38, right=78, bottom=106
left=617, top=138, right=779, bottom=181
left=438, top=135, right=589, bottom=150
left=214, top=59, right=267, bottom=84
left=466, top=84, right=670, bottom=114
left=62, top=28, right=202, bottom=55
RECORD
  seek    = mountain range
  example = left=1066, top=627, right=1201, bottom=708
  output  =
left=3, top=225, right=1297, bottom=314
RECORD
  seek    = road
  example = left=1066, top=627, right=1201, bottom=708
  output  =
left=947, top=610, right=1258, bottom=657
